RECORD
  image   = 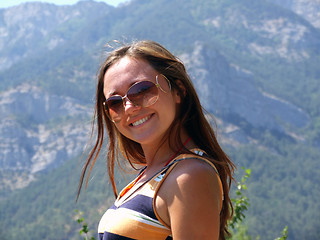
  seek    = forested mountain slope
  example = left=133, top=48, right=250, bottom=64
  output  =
left=0, top=0, right=319, bottom=239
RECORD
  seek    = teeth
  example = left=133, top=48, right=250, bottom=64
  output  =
left=132, top=116, right=150, bottom=126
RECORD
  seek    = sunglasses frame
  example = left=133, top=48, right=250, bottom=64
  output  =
left=103, top=74, right=171, bottom=121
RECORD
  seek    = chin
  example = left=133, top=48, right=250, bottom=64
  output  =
left=130, top=131, right=167, bottom=147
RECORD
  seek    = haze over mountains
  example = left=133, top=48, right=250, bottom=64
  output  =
left=0, top=0, right=319, bottom=239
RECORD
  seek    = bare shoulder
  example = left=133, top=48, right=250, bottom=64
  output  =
left=165, top=157, right=222, bottom=203
left=158, top=157, right=222, bottom=239
left=156, top=157, right=223, bottom=204
left=167, top=157, right=221, bottom=193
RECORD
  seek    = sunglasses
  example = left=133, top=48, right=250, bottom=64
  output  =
left=103, top=74, right=171, bottom=122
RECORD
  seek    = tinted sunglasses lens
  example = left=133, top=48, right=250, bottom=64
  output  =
left=105, top=96, right=123, bottom=119
left=127, top=81, right=159, bottom=107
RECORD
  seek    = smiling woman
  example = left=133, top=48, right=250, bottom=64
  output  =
left=77, top=40, right=235, bottom=240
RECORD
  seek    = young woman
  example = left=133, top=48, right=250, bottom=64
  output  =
left=77, top=40, right=235, bottom=240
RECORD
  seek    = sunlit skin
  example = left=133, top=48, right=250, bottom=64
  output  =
left=103, top=56, right=221, bottom=239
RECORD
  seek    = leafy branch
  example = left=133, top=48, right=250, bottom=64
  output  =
left=228, top=168, right=288, bottom=240
left=274, top=226, right=288, bottom=240
left=74, top=209, right=96, bottom=240
left=229, top=167, right=251, bottom=230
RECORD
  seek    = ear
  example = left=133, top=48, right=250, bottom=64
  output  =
left=174, top=80, right=187, bottom=104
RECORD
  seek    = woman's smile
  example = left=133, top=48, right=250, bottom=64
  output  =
left=131, top=114, right=152, bottom=127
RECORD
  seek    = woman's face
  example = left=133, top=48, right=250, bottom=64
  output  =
left=103, top=56, right=181, bottom=147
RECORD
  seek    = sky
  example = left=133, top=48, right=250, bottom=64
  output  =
left=0, top=0, right=129, bottom=8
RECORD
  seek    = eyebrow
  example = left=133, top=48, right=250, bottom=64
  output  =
left=106, top=89, right=119, bottom=97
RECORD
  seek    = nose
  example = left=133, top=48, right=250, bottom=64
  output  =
left=123, top=97, right=140, bottom=114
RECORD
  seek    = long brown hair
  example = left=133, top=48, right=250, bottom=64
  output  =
left=77, top=40, right=235, bottom=239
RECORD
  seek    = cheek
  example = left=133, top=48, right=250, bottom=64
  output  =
left=159, top=94, right=178, bottom=120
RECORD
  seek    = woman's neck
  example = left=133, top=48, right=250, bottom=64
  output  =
left=141, top=130, right=194, bottom=170
left=141, top=139, right=173, bottom=168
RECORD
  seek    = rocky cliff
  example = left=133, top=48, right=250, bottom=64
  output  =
left=0, top=84, right=91, bottom=192
left=182, top=43, right=310, bottom=132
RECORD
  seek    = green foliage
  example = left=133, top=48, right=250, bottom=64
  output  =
left=275, top=226, right=288, bottom=240
left=228, top=169, right=289, bottom=240
left=228, top=168, right=259, bottom=240
left=0, top=153, right=124, bottom=240
left=75, top=210, right=96, bottom=240
left=227, top=138, right=320, bottom=239
left=229, top=168, right=251, bottom=230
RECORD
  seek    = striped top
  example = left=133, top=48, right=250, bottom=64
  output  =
left=98, top=150, right=223, bottom=240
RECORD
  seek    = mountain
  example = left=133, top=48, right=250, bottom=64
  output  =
left=0, top=1, right=113, bottom=71
left=0, top=0, right=319, bottom=239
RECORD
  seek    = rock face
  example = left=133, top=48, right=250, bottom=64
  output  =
left=0, top=84, right=91, bottom=191
left=181, top=43, right=310, bottom=132
left=201, top=2, right=320, bottom=62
